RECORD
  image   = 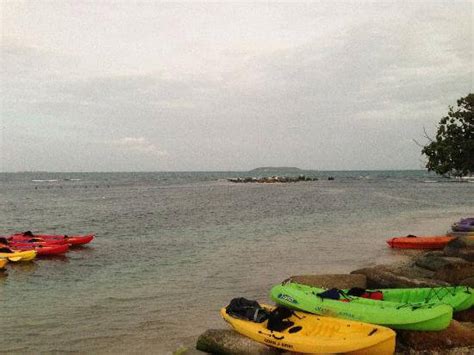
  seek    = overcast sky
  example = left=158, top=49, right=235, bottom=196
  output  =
left=1, top=1, right=472, bottom=172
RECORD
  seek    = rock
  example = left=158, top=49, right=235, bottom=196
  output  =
left=415, top=255, right=470, bottom=272
left=448, top=231, right=474, bottom=238
left=350, top=266, right=449, bottom=288
left=284, top=274, right=366, bottom=289
left=424, top=250, right=445, bottom=257
left=433, top=262, right=474, bottom=285
left=395, top=346, right=474, bottom=354
left=173, top=346, right=206, bottom=355
left=196, top=329, right=281, bottom=354
left=396, top=320, right=474, bottom=350
left=444, top=236, right=474, bottom=262
left=458, top=276, right=474, bottom=287
left=454, top=308, right=474, bottom=322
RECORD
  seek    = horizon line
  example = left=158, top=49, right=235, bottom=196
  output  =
left=0, top=168, right=428, bottom=174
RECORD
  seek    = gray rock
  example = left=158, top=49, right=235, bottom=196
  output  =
left=444, top=236, right=474, bottom=261
left=454, top=308, right=474, bottom=322
left=284, top=274, right=366, bottom=289
left=196, top=329, right=281, bottom=354
left=415, top=255, right=470, bottom=272
left=434, top=262, right=474, bottom=285
left=173, top=347, right=206, bottom=355
left=396, top=320, right=474, bottom=350
left=458, top=276, right=474, bottom=287
left=350, top=267, right=449, bottom=288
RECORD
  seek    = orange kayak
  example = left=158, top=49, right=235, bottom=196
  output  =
left=387, top=235, right=454, bottom=249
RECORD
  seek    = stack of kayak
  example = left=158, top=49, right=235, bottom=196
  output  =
left=0, top=231, right=94, bottom=267
left=220, top=281, right=473, bottom=354
left=449, top=217, right=474, bottom=237
left=386, top=216, right=473, bottom=249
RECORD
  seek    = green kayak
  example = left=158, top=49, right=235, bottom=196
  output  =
left=270, top=282, right=453, bottom=331
left=368, top=286, right=473, bottom=312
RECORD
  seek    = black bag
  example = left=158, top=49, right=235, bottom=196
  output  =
left=347, top=287, right=366, bottom=297
left=317, top=288, right=342, bottom=300
left=225, top=297, right=269, bottom=323
left=266, top=306, right=294, bottom=332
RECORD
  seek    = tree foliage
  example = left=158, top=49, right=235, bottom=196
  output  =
left=422, top=94, right=474, bottom=177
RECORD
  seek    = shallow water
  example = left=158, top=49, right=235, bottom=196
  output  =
left=0, top=171, right=473, bottom=353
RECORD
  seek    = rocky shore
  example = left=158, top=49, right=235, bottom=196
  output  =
left=176, top=235, right=474, bottom=354
left=227, top=175, right=329, bottom=184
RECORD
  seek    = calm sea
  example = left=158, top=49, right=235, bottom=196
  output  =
left=0, top=170, right=473, bottom=353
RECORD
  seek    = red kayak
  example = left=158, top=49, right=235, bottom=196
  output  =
left=387, top=235, right=454, bottom=249
left=10, top=232, right=94, bottom=246
left=6, top=236, right=67, bottom=245
left=9, top=243, right=69, bottom=256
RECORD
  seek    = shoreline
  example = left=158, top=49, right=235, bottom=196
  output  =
left=181, top=232, right=474, bottom=354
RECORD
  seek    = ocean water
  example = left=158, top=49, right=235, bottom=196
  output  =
left=0, top=170, right=473, bottom=353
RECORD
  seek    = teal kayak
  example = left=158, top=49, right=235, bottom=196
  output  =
left=270, top=282, right=453, bottom=331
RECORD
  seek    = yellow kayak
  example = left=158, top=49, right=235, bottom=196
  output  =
left=0, top=249, right=36, bottom=262
left=0, top=258, right=7, bottom=269
left=221, top=304, right=395, bottom=354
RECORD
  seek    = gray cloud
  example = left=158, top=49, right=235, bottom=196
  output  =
left=1, top=1, right=472, bottom=171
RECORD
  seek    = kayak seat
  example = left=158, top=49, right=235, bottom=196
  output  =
left=267, top=306, right=294, bottom=332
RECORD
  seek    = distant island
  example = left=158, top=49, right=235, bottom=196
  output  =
left=228, top=167, right=330, bottom=183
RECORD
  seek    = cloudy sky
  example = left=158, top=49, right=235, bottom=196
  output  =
left=1, top=1, right=472, bottom=172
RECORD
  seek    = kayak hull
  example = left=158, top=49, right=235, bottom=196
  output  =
left=10, top=233, right=94, bottom=246
left=373, top=286, right=474, bottom=312
left=387, top=236, right=454, bottom=249
left=0, top=258, right=7, bottom=269
left=221, top=305, right=396, bottom=354
left=0, top=250, right=37, bottom=262
left=7, top=236, right=67, bottom=245
left=271, top=282, right=453, bottom=331
left=9, top=243, right=70, bottom=256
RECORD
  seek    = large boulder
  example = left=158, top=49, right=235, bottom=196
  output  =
left=350, top=266, right=449, bottom=288
left=454, top=308, right=474, bottom=322
left=444, top=236, right=474, bottom=262
left=458, top=277, right=474, bottom=287
left=284, top=274, right=366, bottom=289
left=396, top=320, right=474, bottom=350
left=415, top=255, right=470, bottom=272
left=196, top=329, right=281, bottom=354
left=433, top=262, right=474, bottom=285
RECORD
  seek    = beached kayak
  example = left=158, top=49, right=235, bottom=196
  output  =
left=366, top=286, right=473, bottom=312
left=386, top=235, right=454, bottom=249
left=452, top=218, right=474, bottom=232
left=8, top=243, right=69, bottom=256
left=270, top=282, right=453, bottom=331
left=10, top=232, right=94, bottom=246
left=0, top=258, right=7, bottom=269
left=221, top=302, right=395, bottom=354
left=0, top=248, right=37, bottom=262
